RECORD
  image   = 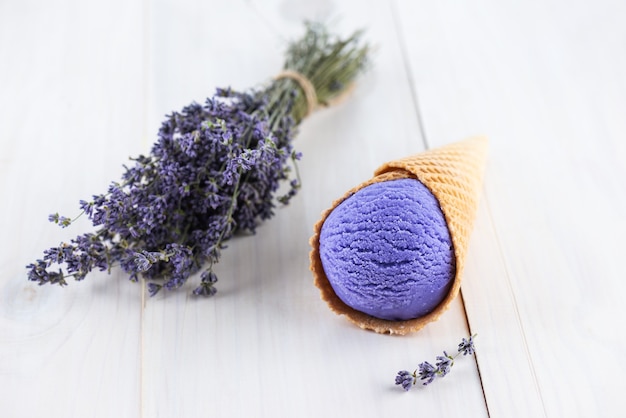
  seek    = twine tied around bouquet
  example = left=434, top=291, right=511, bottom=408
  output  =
left=274, top=70, right=318, bottom=117
left=275, top=69, right=357, bottom=118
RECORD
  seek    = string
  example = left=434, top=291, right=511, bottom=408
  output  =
left=274, top=70, right=318, bottom=117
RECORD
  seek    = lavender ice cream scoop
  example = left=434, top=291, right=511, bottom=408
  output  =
left=318, top=178, right=455, bottom=321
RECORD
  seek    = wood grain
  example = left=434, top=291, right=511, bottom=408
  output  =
left=0, top=1, right=145, bottom=417
left=4, top=0, right=623, bottom=416
left=141, top=1, right=484, bottom=417
left=396, top=0, right=626, bottom=416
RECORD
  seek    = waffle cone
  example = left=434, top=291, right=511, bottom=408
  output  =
left=309, top=136, right=488, bottom=335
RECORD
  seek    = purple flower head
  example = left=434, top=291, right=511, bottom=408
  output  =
left=133, top=251, right=162, bottom=272
left=26, top=260, right=67, bottom=286
left=49, top=213, right=72, bottom=228
left=394, top=370, right=415, bottom=391
left=435, top=351, right=453, bottom=377
left=147, top=282, right=162, bottom=297
left=79, top=200, right=94, bottom=217
left=200, top=270, right=218, bottom=284
left=177, top=132, right=198, bottom=157
left=458, top=335, right=476, bottom=356
left=418, top=361, right=437, bottom=385
left=43, top=246, right=65, bottom=264
left=193, top=283, right=218, bottom=297
left=192, top=269, right=218, bottom=297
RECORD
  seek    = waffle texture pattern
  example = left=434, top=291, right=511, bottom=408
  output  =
left=310, top=136, right=488, bottom=334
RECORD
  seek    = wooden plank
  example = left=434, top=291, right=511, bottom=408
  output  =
left=396, top=0, right=626, bottom=416
left=141, top=1, right=487, bottom=416
left=0, top=1, right=145, bottom=417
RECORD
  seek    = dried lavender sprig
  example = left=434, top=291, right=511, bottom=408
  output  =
left=26, top=23, right=369, bottom=297
left=394, top=334, right=477, bottom=391
left=268, top=21, right=369, bottom=125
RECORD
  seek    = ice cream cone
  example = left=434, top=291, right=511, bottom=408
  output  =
left=310, top=136, right=488, bottom=335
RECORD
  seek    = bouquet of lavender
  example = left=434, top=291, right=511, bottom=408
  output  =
left=27, top=23, right=369, bottom=297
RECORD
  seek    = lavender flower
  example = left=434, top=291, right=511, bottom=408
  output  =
left=48, top=213, right=72, bottom=228
left=417, top=361, right=437, bottom=385
left=26, top=23, right=369, bottom=297
left=458, top=335, right=476, bottom=356
left=134, top=251, right=162, bottom=272
left=147, top=283, right=162, bottom=297
left=193, top=270, right=218, bottom=297
left=394, top=334, right=477, bottom=391
left=395, top=370, right=416, bottom=391
left=435, top=351, right=453, bottom=377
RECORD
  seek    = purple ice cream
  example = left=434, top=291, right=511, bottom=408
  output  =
left=318, top=178, right=455, bottom=321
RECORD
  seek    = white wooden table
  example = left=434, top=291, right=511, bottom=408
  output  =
left=2, top=1, right=625, bottom=417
